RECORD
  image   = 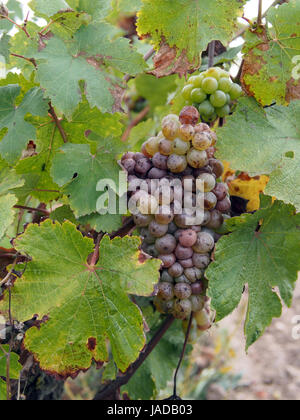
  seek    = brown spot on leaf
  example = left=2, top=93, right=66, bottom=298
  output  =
left=149, top=42, right=197, bottom=78
left=138, top=251, right=148, bottom=264
left=286, top=77, right=300, bottom=103
left=87, top=337, right=97, bottom=351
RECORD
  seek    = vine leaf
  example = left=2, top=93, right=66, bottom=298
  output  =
left=28, top=0, right=73, bottom=17
left=51, top=141, right=126, bottom=218
left=207, top=200, right=300, bottom=349
left=137, top=0, right=246, bottom=69
left=217, top=98, right=300, bottom=210
left=0, top=85, right=48, bottom=163
left=0, top=194, right=17, bottom=241
left=34, top=23, right=146, bottom=118
left=0, top=220, right=161, bottom=377
left=0, top=345, right=22, bottom=401
left=242, top=0, right=300, bottom=106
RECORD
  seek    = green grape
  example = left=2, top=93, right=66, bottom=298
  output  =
left=192, top=132, right=212, bottom=151
left=159, top=138, right=173, bottom=156
left=206, top=67, right=222, bottom=80
left=191, top=88, right=207, bottom=103
left=229, top=83, right=243, bottom=100
left=210, top=90, right=227, bottom=108
left=182, top=84, right=194, bottom=100
left=195, top=309, right=212, bottom=331
left=219, top=69, right=231, bottom=79
left=216, top=104, right=230, bottom=118
left=188, top=74, right=204, bottom=87
left=202, top=77, right=218, bottom=94
left=167, top=154, right=188, bottom=173
left=174, top=283, right=192, bottom=300
left=144, top=136, right=159, bottom=156
left=178, top=124, right=195, bottom=142
left=187, top=148, right=208, bottom=169
left=202, top=113, right=217, bottom=123
left=218, top=77, right=232, bottom=93
left=172, top=138, right=190, bottom=155
left=198, top=100, right=215, bottom=117
left=196, top=173, right=216, bottom=192
left=173, top=299, right=192, bottom=320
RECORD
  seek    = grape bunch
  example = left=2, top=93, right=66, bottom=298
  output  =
left=181, top=67, right=243, bottom=122
left=121, top=106, right=231, bottom=330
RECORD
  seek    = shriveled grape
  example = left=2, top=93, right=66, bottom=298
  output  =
left=174, top=283, right=192, bottom=300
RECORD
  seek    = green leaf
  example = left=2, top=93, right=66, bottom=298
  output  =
left=78, top=212, right=123, bottom=234
left=0, top=0, right=23, bottom=32
left=0, top=33, right=10, bottom=63
left=242, top=0, right=300, bottom=106
left=50, top=205, right=77, bottom=224
left=0, top=220, right=161, bottom=376
left=0, top=163, right=24, bottom=195
left=0, top=194, right=17, bottom=241
left=207, top=200, right=300, bottom=349
left=51, top=141, right=125, bottom=217
left=0, top=345, right=22, bottom=400
left=75, top=0, right=112, bottom=22
left=29, top=0, right=73, bottom=17
left=137, top=0, right=246, bottom=64
left=0, top=85, right=48, bottom=163
left=128, top=118, right=156, bottom=150
left=111, top=0, right=142, bottom=14
left=135, top=73, right=177, bottom=109
left=217, top=98, right=300, bottom=209
left=34, top=24, right=146, bottom=117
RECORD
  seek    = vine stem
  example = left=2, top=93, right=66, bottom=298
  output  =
left=173, top=313, right=193, bottom=398
left=0, top=14, right=30, bottom=38
left=13, top=205, right=50, bottom=216
left=93, top=315, right=175, bottom=400
left=258, top=0, right=263, bottom=25
left=121, top=105, right=150, bottom=142
left=48, top=103, right=68, bottom=144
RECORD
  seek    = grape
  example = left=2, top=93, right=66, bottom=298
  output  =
left=175, top=244, right=193, bottom=260
left=210, top=131, right=217, bottom=146
left=180, top=258, right=194, bottom=269
left=135, top=158, right=152, bottom=175
left=202, top=210, right=211, bottom=226
left=195, top=123, right=210, bottom=133
left=198, top=100, right=215, bottom=117
left=192, top=232, right=215, bottom=254
left=209, top=182, right=225, bottom=202
left=209, top=158, right=224, bottom=178
left=159, top=138, right=173, bottom=156
left=192, top=132, right=212, bottom=151
left=159, top=254, right=176, bottom=268
left=149, top=220, right=169, bottom=238
left=190, top=295, right=205, bottom=312
left=152, top=153, right=168, bottom=170
left=121, top=152, right=135, bottom=162
left=206, top=147, right=216, bottom=159
left=202, top=77, right=218, bottom=94
left=188, top=74, right=204, bottom=87
left=182, top=84, right=194, bottom=100
left=140, top=228, right=156, bottom=245
left=141, top=143, right=152, bottom=158
left=174, top=213, right=192, bottom=229
left=210, top=90, right=227, bottom=108
left=178, top=229, right=197, bottom=247
left=216, top=104, right=230, bottom=118
left=179, top=106, right=200, bottom=126
left=168, top=262, right=184, bottom=278
left=156, top=185, right=174, bottom=205
left=122, top=158, right=136, bottom=174
left=172, top=138, right=190, bottom=155
left=206, top=67, right=222, bottom=80
left=202, top=113, right=217, bottom=123
left=173, top=299, right=192, bottom=320
left=133, top=213, right=153, bottom=227
left=218, top=77, right=232, bottom=93
left=206, top=209, right=224, bottom=230
left=175, top=274, right=190, bottom=284
left=191, top=281, right=204, bottom=296
left=182, top=175, right=195, bottom=193
left=167, top=154, right=188, bottom=174
left=155, top=234, right=177, bottom=254
left=144, top=136, right=159, bottom=156
left=187, top=149, right=208, bottom=169
left=191, top=88, right=207, bottom=103
left=162, top=114, right=180, bottom=140
left=155, top=205, right=174, bottom=225
left=184, top=267, right=202, bottom=283
left=161, top=270, right=174, bottom=283
left=219, top=69, right=231, bottom=79
left=191, top=225, right=202, bottom=233
left=178, top=124, right=195, bottom=142
left=230, top=83, right=243, bottom=100
left=168, top=221, right=178, bottom=235
left=157, top=282, right=174, bottom=301
left=174, top=283, right=192, bottom=299
left=203, top=192, right=217, bottom=210
left=192, top=253, right=210, bottom=269
left=148, top=167, right=168, bottom=179
left=216, top=196, right=231, bottom=212
left=195, top=309, right=211, bottom=331
left=196, top=173, right=216, bottom=192
left=138, top=194, right=158, bottom=214
left=134, top=152, right=145, bottom=162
